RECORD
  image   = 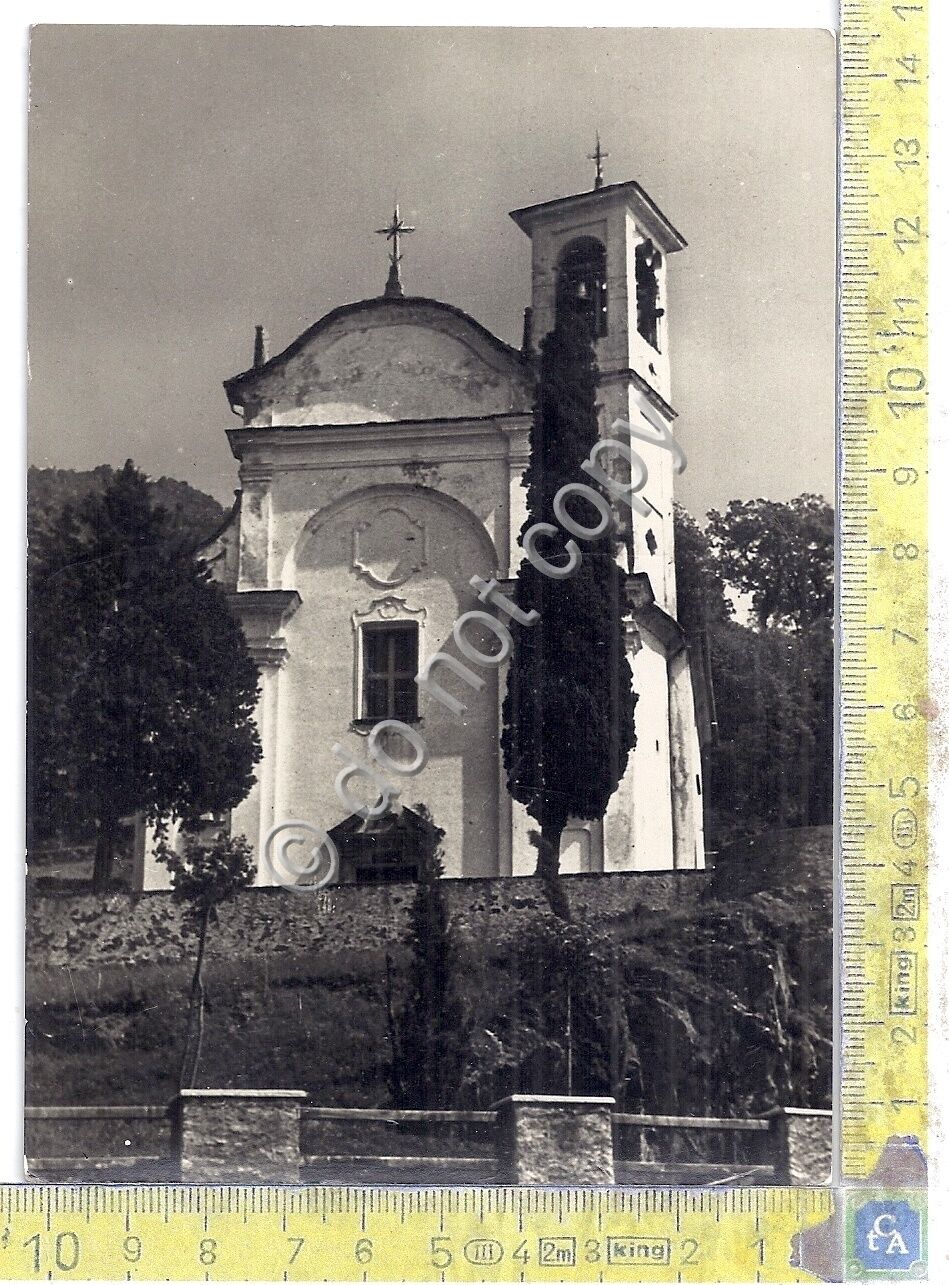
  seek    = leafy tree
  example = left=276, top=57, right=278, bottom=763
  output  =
left=673, top=500, right=834, bottom=845
left=704, top=621, right=818, bottom=843
left=672, top=503, right=731, bottom=636
left=708, top=828, right=832, bottom=1111
left=501, top=307, right=637, bottom=918
left=157, top=829, right=255, bottom=1089
left=453, top=912, right=624, bottom=1107
left=706, top=495, right=834, bottom=831
left=27, top=460, right=261, bottom=889
left=613, top=890, right=829, bottom=1119
left=387, top=808, right=468, bottom=1108
left=513, top=915, right=627, bottom=1099
left=706, top=495, right=833, bottom=632
left=28, top=502, right=87, bottom=846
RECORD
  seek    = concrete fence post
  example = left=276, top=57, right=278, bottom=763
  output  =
left=765, top=1106, right=832, bottom=1184
left=494, top=1095, right=616, bottom=1185
left=174, top=1089, right=307, bottom=1182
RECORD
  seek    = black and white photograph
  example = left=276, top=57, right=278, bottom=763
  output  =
left=26, top=25, right=836, bottom=1186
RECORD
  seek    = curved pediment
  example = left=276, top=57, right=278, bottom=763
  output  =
left=225, top=297, right=534, bottom=427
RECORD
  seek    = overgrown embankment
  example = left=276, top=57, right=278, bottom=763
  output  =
left=26, top=829, right=830, bottom=1120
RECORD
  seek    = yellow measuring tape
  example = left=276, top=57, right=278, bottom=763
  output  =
left=5, top=4, right=928, bottom=1280
left=0, top=1187, right=833, bottom=1283
left=839, top=0, right=929, bottom=1184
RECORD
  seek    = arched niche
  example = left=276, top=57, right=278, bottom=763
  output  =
left=284, top=482, right=499, bottom=588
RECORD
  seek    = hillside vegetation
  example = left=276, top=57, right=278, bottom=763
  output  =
left=27, top=829, right=831, bottom=1117
left=28, top=465, right=228, bottom=561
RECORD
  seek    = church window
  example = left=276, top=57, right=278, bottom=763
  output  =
left=556, top=237, right=608, bottom=337
left=635, top=238, right=664, bottom=350
left=361, top=622, right=419, bottom=722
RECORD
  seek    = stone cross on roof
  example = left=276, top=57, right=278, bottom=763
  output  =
left=375, top=202, right=416, bottom=299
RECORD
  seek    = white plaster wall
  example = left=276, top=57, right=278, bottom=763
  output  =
left=137, top=274, right=704, bottom=889
left=271, top=455, right=513, bottom=593
left=509, top=796, right=535, bottom=877
left=135, top=817, right=177, bottom=892
left=605, top=626, right=675, bottom=871
left=236, top=478, right=274, bottom=591
left=524, top=193, right=681, bottom=618
left=252, top=485, right=502, bottom=880
left=622, top=209, right=672, bottom=400
left=188, top=407, right=532, bottom=894
left=514, top=191, right=688, bottom=876
left=509, top=804, right=605, bottom=877
left=525, top=200, right=672, bottom=401
left=668, top=649, right=707, bottom=871
left=507, top=620, right=669, bottom=877
left=560, top=819, right=603, bottom=875
left=221, top=425, right=529, bottom=597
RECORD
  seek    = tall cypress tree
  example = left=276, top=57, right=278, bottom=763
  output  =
left=388, top=808, right=467, bottom=1108
left=501, top=307, right=637, bottom=918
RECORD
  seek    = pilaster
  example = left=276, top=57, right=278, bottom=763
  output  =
left=237, top=458, right=275, bottom=590
left=226, top=590, right=301, bottom=878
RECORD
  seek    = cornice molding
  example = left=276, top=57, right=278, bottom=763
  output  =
left=231, top=453, right=523, bottom=475
left=625, top=572, right=687, bottom=657
left=227, top=590, right=302, bottom=667
left=352, top=594, right=427, bottom=629
left=224, top=295, right=533, bottom=405
left=226, top=413, right=532, bottom=460
left=597, top=368, right=678, bottom=422
left=239, top=460, right=275, bottom=486
left=509, top=179, right=688, bottom=255
left=247, top=641, right=290, bottom=669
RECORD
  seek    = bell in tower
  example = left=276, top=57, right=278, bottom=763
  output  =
left=509, top=158, right=685, bottom=401
left=555, top=236, right=608, bottom=337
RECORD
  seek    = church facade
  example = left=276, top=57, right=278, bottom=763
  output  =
left=136, top=171, right=708, bottom=890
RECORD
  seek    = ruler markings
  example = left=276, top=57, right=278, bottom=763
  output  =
left=839, top=0, right=929, bottom=1203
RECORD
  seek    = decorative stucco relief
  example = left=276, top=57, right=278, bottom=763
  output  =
left=351, top=595, right=427, bottom=629
left=352, top=506, right=428, bottom=587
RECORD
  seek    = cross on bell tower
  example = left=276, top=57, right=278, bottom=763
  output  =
left=376, top=202, right=416, bottom=299
left=588, top=133, right=609, bottom=190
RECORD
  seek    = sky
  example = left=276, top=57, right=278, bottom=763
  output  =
left=27, top=25, right=836, bottom=518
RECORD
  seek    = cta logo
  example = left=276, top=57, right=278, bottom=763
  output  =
left=853, top=1200, right=923, bottom=1275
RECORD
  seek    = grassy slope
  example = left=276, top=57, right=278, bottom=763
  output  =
left=27, top=947, right=400, bottom=1106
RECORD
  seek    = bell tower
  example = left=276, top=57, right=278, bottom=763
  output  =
left=509, top=163, right=705, bottom=873
left=510, top=170, right=687, bottom=614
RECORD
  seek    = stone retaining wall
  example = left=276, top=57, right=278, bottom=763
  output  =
left=27, top=869, right=710, bottom=970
